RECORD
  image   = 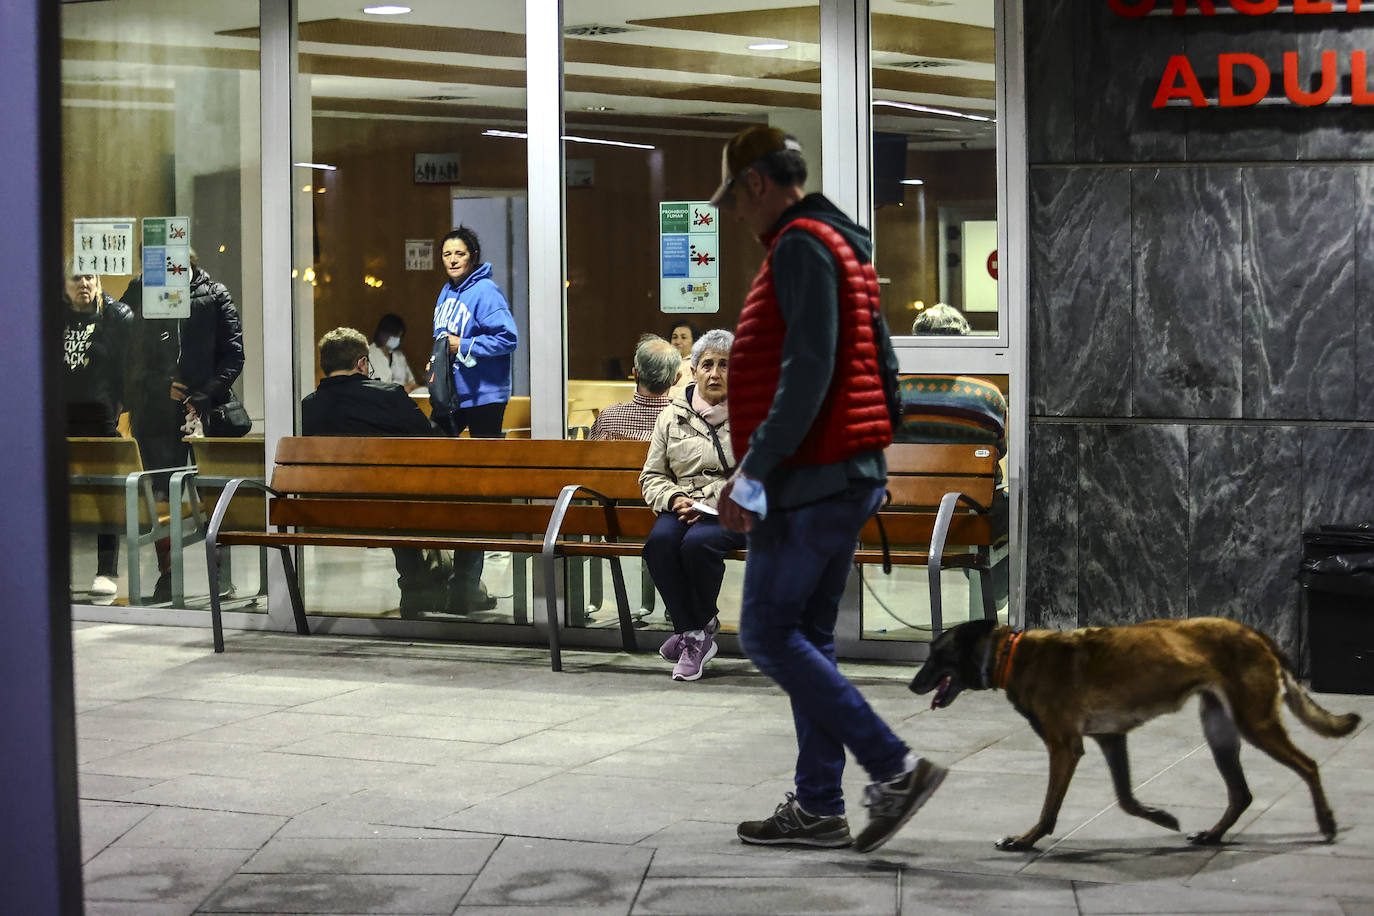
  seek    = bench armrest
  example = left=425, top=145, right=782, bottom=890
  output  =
left=541, top=483, right=619, bottom=556
left=205, top=477, right=283, bottom=550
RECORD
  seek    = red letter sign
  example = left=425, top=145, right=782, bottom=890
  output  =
left=1230, top=0, right=1279, bottom=12
left=1219, top=53, right=1271, bottom=106
left=1283, top=50, right=1337, bottom=105
left=1353, top=51, right=1374, bottom=104
left=1153, top=55, right=1209, bottom=107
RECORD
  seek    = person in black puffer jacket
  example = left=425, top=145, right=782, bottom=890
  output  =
left=122, top=253, right=245, bottom=602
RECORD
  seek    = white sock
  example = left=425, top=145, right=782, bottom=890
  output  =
left=684, top=628, right=705, bottom=640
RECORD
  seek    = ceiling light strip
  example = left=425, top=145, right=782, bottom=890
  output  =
left=482, top=128, right=655, bottom=150
left=873, top=99, right=995, bottom=122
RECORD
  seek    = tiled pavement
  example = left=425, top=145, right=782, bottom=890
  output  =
left=74, top=622, right=1374, bottom=915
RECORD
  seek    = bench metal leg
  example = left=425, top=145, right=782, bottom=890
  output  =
left=928, top=555, right=945, bottom=638
left=607, top=556, right=637, bottom=653
left=927, top=491, right=964, bottom=639
left=170, top=474, right=186, bottom=606
left=567, top=546, right=587, bottom=628
left=258, top=547, right=269, bottom=600
left=541, top=549, right=563, bottom=672
left=207, top=536, right=225, bottom=653
left=278, top=546, right=310, bottom=635
left=125, top=476, right=143, bottom=604
left=640, top=564, right=656, bottom=613
left=511, top=550, right=527, bottom=624
left=589, top=556, right=604, bottom=610
left=978, top=546, right=997, bottom=623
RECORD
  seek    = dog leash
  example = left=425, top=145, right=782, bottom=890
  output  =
left=992, top=629, right=1024, bottom=691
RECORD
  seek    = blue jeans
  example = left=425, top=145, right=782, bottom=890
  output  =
left=738, top=483, right=908, bottom=816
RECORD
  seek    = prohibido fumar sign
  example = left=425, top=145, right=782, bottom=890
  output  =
left=1108, top=1, right=1374, bottom=109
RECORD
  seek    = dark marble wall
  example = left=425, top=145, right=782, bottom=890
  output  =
left=1023, top=1, right=1374, bottom=667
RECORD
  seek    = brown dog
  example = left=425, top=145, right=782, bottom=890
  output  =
left=910, top=618, right=1361, bottom=851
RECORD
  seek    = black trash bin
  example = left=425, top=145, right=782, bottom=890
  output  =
left=1300, top=525, right=1374, bottom=695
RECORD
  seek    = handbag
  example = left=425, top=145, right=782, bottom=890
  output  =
left=202, top=396, right=253, bottom=437
left=427, top=335, right=459, bottom=418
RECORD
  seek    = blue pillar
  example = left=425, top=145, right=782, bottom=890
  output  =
left=0, top=0, right=83, bottom=911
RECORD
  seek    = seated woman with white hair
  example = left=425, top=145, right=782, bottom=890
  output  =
left=639, top=328, right=744, bottom=682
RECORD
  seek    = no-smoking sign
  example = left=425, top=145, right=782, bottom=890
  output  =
left=987, top=249, right=998, bottom=280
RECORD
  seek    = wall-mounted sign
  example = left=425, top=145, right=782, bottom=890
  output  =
left=405, top=239, right=433, bottom=271
left=962, top=220, right=997, bottom=314
left=567, top=158, right=596, bottom=188
left=659, top=201, right=719, bottom=314
left=73, top=218, right=134, bottom=276
left=140, top=217, right=192, bottom=319
left=414, top=152, right=460, bottom=184
left=1115, top=1, right=1374, bottom=109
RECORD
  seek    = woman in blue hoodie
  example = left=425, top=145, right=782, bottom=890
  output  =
left=431, top=226, right=519, bottom=437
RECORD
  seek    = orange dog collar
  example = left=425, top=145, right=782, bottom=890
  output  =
left=994, top=630, right=1024, bottom=690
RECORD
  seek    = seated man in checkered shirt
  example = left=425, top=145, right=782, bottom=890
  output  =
left=588, top=335, right=681, bottom=441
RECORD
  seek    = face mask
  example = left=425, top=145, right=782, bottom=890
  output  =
left=385, top=336, right=401, bottom=350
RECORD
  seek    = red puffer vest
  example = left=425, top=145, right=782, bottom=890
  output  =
left=729, top=217, right=892, bottom=467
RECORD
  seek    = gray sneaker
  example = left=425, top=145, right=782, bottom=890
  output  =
left=853, top=758, right=947, bottom=853
left=659, top=616, right=719, bottom=662
left=737, top=793, right=853, bottom=848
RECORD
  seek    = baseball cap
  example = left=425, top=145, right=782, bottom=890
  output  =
left=708, top=125, right=803, bottom=208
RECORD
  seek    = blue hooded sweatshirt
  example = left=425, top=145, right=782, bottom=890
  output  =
left=431, top=262, right=519, bottom=408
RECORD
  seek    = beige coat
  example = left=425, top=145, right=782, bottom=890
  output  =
left=639, top=396, right=736, bottom=513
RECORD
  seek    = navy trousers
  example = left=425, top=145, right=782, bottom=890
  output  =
left=737, top=483, right=908, bottom=816
left=642, top=512, right=744, bottom=633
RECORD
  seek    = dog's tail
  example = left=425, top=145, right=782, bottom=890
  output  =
left=1281, top=670, right=1362, bottom=738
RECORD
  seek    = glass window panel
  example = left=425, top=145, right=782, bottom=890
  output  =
left=870, top=0, right=999, bottom=339
left=863, top=0, right=1007, bottom=642
left=560, top=1, right=823, bottom=634
left=61, top=0, right=265, bottom=612
left=293, top=3, right=530, bottom=623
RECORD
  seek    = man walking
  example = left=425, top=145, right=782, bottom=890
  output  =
left=714, top=126, right=946, bottom=853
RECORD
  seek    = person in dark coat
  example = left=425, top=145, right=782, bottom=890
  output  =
left=122, top=253, right=246, bottom=602
left=61, top=265, right=133, bottom=597
left=301, top=327, right=448, bottom=616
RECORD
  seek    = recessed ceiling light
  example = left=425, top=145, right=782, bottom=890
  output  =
left=748, top=41, right=789, bottom=51
left=362, top=5, right=411, bottom=15
left=900, top=178, right=925, bottom=186
left=873, top=99, right=995, bottom=123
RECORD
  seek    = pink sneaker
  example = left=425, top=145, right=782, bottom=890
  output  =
left=659, top=616, right=719, bottom=662
left=659, top=632, right=685, bottom=662
left=672, top=629, right=719, bottom=681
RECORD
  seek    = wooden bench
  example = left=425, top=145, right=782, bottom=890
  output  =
left=207, top=437, right=998, bottom=663
left=856, top=443, right=1001, bottom=635
left=205, top=437, right=654, bottom=663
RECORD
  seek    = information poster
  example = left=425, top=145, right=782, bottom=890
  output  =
left=961, top=219, right=998, bottom=313
left=73, top=219, right=134, bottom=276
left=405, top=239, right=433, bottom=271
left=659, top=200, right=719, bottom=314
left=140, top=217, right=192, bottom=319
